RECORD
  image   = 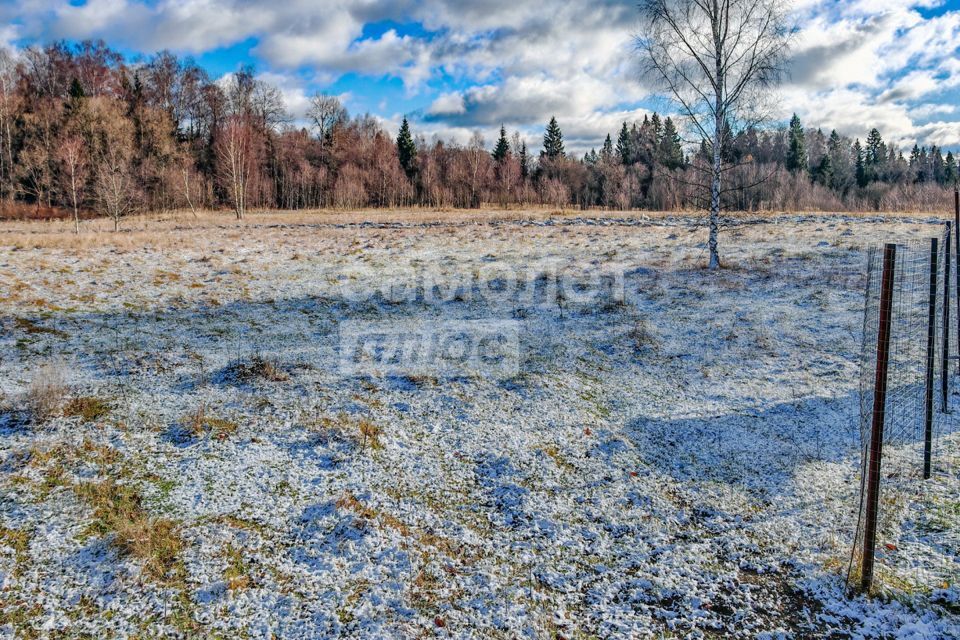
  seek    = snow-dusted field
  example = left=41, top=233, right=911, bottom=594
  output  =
left=0, top=211, right=958, bottom=638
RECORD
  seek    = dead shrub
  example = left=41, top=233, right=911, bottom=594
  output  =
left=25, top=362, right=70, bottom=422
left=228, top=355, right=290, bottom=383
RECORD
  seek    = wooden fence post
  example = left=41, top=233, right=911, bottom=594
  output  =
left=861, top=243, right=896, bottom=593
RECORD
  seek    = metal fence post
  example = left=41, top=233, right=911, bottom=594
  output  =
left=955, top=186, right=959, bottom=375
left=943, top=223, right=952, bottom=416
left=861, top=243, right=896, bottom=593
left=926, top=238, right=939, bottom=480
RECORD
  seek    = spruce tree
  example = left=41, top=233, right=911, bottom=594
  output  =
left=492, top=125, right=510, bottom=162
left=945, top=151, right=958, bottom=186
left=865, top=128, right=885, bottom=166
left=658, top=117, right=684, bottom=169
left=785, top=113, right=807, bottom=173
left=854, top=139, right=867, bottom=187
left=542, top=116, right=565, bottom=159
left=519, top=142, right=529, bottom=179
left=600, top=134, right=614, bottom=164
left=616, top=122, right=631, bottom=165
left=813, top=154, right=832, bottom=186
left=650, top=112, right=663, bottom=143
left=396, top=117, right=417, bottom=179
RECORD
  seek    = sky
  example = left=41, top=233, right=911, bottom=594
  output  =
left=1, top=0, right=959, bottom=155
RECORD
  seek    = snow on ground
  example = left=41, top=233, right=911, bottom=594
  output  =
left=0, top=212, right=958, bottom=638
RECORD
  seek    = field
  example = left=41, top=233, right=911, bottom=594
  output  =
left=0, top=209, right=958, bottom=638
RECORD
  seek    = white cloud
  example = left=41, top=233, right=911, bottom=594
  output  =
left=6, top=0, right=960, bottom=151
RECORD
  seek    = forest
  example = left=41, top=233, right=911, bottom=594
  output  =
left=0, top=41, right=956, bottom=225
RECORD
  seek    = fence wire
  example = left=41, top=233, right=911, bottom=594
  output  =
left=849, top=229, right=960, bottom=598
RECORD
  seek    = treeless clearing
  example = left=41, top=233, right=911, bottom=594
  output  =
left=0, top=206, right=949, bottom=252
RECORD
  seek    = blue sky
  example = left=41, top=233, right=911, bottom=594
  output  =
left=2, top=0, right=960, bottom=154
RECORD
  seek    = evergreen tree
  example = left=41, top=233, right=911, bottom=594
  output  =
left=785, top=113, right=807, bottom=173
left=650, top=112, right=663, bottom=143
left=542, top=116, right=565, bottom=159
left=865, top=128, right=886, bottom=166
left=519, top=141, right=530, bottom=179
left=945, top=151, right=958, bottom=186
left=658, top=117, right=684, bottom=169
left=812, top=154, right=832, bottom=186
left=854, top=139, right=867, bottom=187
left=492, top=125, right=510, bottom=162
left=616, top=122, right=631, bottom=165
left=396, top=117, right=417, bottom=179
left=600, top=134, right=614, bottom=164
left=69, top=78, right=85, bottom=100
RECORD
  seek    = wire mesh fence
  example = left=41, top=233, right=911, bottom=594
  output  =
left=849, top=228, right=960, bottom=598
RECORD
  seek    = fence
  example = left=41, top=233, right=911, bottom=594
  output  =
left=848, top=221, right=960, bottom=597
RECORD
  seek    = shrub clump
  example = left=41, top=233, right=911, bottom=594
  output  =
left=24, top=362, right=70, bottom=422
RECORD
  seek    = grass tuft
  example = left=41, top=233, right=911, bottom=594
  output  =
left=74, top=479, right=184, bottom=582
left=64, top=396, right=112, bottom=422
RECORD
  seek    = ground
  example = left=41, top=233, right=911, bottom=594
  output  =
left=0, top=209, right=958, bottom=639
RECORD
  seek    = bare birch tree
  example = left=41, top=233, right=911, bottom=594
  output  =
left=57, top=135, right=88, bottom=233
left=637, top=0, right=791, bottom=268
left=215, top=116, right=252, bottom=220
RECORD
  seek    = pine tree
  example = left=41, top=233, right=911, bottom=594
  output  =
left=542, top=117, right=565, bottom=159
left=658, top=117, right=684, bottom=169
left=492, top=125, right=510, bottom=162
left=396, top=117, right=417, bottom=179
left=785, top=113, right=807, bottom=173
left=519, top=142, right=530, bottom=179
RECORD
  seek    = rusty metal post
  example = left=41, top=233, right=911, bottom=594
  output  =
left=943, top=223, right=952, bottom=416
left=955, top=186, right=959, bottom=375
left=926, top=238, right=939, bottom=480
left=861, top=243, right=896, bottom=593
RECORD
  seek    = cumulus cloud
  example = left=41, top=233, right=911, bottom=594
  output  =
left=5, top=0, right=960, bottom=151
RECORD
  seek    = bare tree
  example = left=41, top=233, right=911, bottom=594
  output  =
left=0, top=47, right=17, bottom=202
left=215, top=116, right=253, bottom=220
left=95, top=154, right=137, bottom=231
left=57, top=135, right=88, bottom=233
left=307, top=93, right=347, bottom=148
left=637, top=0, right=791, bottom=268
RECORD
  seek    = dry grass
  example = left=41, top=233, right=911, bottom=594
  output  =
left=74, top=479, right=184, bottom=582
left=24, top=362, right=70, bottom=422
left=63, top=396, right=112, bottom=422
left=222, top=542, right=253, bottom=591
left=0, top=525, right=31, bottom=575
left=184, top=404, right=238, bottom=440
left=358, top=418, right=383, bottom=451
left=231, top=355, right=290, bottom=383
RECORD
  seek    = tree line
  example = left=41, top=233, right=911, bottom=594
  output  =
left=0, top=42, right=955, bottom=229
